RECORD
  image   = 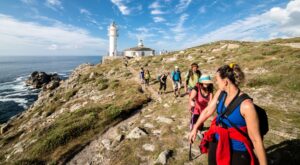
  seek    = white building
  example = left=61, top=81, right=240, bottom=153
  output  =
left=108, top=22, right=118, bottom=57
left=124, top=40, right=155, bottom=58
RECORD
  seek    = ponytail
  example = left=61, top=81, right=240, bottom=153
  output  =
left=217, top=63, right=245, bottom=86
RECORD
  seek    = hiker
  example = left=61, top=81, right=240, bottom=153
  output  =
left=144, top=69, right=151, bottom=86
left=158, top=72, right=168, bottom=95
left=185, top=63, right=201, bottom=94
left=139, top=67, right=145, bottom=84
left=171, top=66, right=182, bottom=97
left=189, top=64, right=267, bottom=165
left=189, top=74, right=214, bottom=133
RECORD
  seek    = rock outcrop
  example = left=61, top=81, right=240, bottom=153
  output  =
left=25, top=71, right=61, bottom=90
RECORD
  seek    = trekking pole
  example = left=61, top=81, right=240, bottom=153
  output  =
left=189, top=143, right=192, bottom=161
left=189, top=113, right=194, bottom=161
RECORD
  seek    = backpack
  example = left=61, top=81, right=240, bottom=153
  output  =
left=186, top=70, right=201, bottom=85
left=217, top=91, right=269, bottom=139
left=172, top=70, right=181, bottom=81
left=157, top=75, right=161, bottom=81
left=140, top=71, right=144, bottom=79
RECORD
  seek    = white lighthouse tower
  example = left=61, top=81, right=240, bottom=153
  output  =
left=108, top=22, right=118, bottom=56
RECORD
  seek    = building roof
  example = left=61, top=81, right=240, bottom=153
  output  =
left=124, top=46, right=154, bottom=51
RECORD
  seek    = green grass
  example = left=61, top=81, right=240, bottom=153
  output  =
left=64, top=88, right=78, bottom=100
left=10, top=79, right=149, bottom=163
left=30, top=112, right=97, bottom=156
left=247, top=74, right=282, bottom=87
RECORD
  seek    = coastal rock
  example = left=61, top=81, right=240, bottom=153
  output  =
left=1, top=123, right=11, bottom=134
left=155, top=150, right=173, bottom=165
left=126, top=127, right=148, bottom=139
left=142, top=144, right=155, bottom=152
left=144, top=123, right=154, bottom=129
left=26, top=71, right=61, bottom=90
left=89, top=72, right=97, bottom=79
left=115, top=134, right=125, bottom=142
left=156, top=116, right=173, bottom=124
left=101, top=139, right=111, bottom=150
left=46, top=80, right=60, bottom=90
left=111, top=134, right=125, bottom=147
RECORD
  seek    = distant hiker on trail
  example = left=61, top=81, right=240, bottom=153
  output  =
left=171, top=66, right=182, bottom=97
left=189, top=64, right=267, bottom=165
left=189, top=74, right=214, bottom=133
left=139, top=67, right=145, bottom=84
left=144, top=69, right=151, bottom=86
left=158, top=72, right=168, bottom=95
left=185, top=63, right=201, bottom=94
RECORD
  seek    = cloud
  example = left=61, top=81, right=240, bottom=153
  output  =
left=128, top=26, right=158, bottom=42
left=80, top=8, right=92, bottom=16
left=111, top=0, right=130, bottom=15
left=151, top=9, right=165, bottom=15
left=184, top=0, right=300, bottom=47
left=45, top=0, right=63, bottom=10
left=79, top=8, right=104, bottom=30
left=175, top=0, right=192, bottom=14
left=153, top=17, right=166, bottom=23
left=0, top=14, right=107, bottom=56
left=149, top=1, right=162, bottom=9
left=149, top=1, right=167, bottom=15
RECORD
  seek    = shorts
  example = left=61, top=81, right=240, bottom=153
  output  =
left=173, top=81, right=181, bottom=90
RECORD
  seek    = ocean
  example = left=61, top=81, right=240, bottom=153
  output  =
left=0, top=56, right=102, bottom=124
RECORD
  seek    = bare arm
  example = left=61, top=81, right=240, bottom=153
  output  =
left=189, top=89, right=197, bottom=107
left=241, top=100, right=267, bottom=165
left=208, top=92, right=213, bottom=105
left=189, top=90, right=222, bottom=142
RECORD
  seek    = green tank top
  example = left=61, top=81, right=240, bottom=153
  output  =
left=188, top=74, right=199, bottom=88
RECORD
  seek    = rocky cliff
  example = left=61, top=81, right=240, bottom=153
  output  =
left=0, top=38, right=299, bottom=165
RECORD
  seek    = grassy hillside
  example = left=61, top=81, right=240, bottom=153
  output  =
left=0, top=37, right=299, bottom=165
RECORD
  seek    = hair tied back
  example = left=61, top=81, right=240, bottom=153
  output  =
left=229, top=63, right=235, bottom=69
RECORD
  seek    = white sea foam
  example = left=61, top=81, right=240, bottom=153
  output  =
left=0, top=97, right=27, bottom=103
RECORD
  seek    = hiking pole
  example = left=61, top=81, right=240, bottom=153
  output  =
left=189, top=142, right=192, bottom=161
left=189, top=112, right=194, bottom=161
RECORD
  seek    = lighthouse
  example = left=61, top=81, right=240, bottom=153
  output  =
left=108, top=22, right=118, bottom=56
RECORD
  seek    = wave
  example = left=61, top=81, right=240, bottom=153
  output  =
left=0, top=98, right=28, bottom=109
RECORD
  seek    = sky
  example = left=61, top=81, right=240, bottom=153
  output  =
left=0, top=0, right=299, bottom=56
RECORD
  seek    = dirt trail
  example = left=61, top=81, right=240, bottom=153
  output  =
left=127, top=66, right=162, bottom=102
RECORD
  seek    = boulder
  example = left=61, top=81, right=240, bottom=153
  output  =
left=155, top=150, right=173, bottom=165
left=156, top=116, right=173, bottom=124
left=142, top=144, right=155, bottom=152
left=115, top=134, right=125, bottom=142
left=163, top=103, right=170, bottom=108
left=46, top=80, right=60, bottom=90
left=26, top=71, right=61, bottom=90
left=89, top=72, right=97, bottom=79
left=126, top=127, right=148, bottom=139
left=1, top=123, right=10, bottom=134
left=101, top=139, right=111, bottom=150
left=144, top=123, right=154, bottom=129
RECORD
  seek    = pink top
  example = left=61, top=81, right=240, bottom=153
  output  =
left=194, top=84, right=211, bottom=115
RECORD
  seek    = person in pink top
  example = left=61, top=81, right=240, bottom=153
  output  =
left=189, top=75, right=214, bottom=132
